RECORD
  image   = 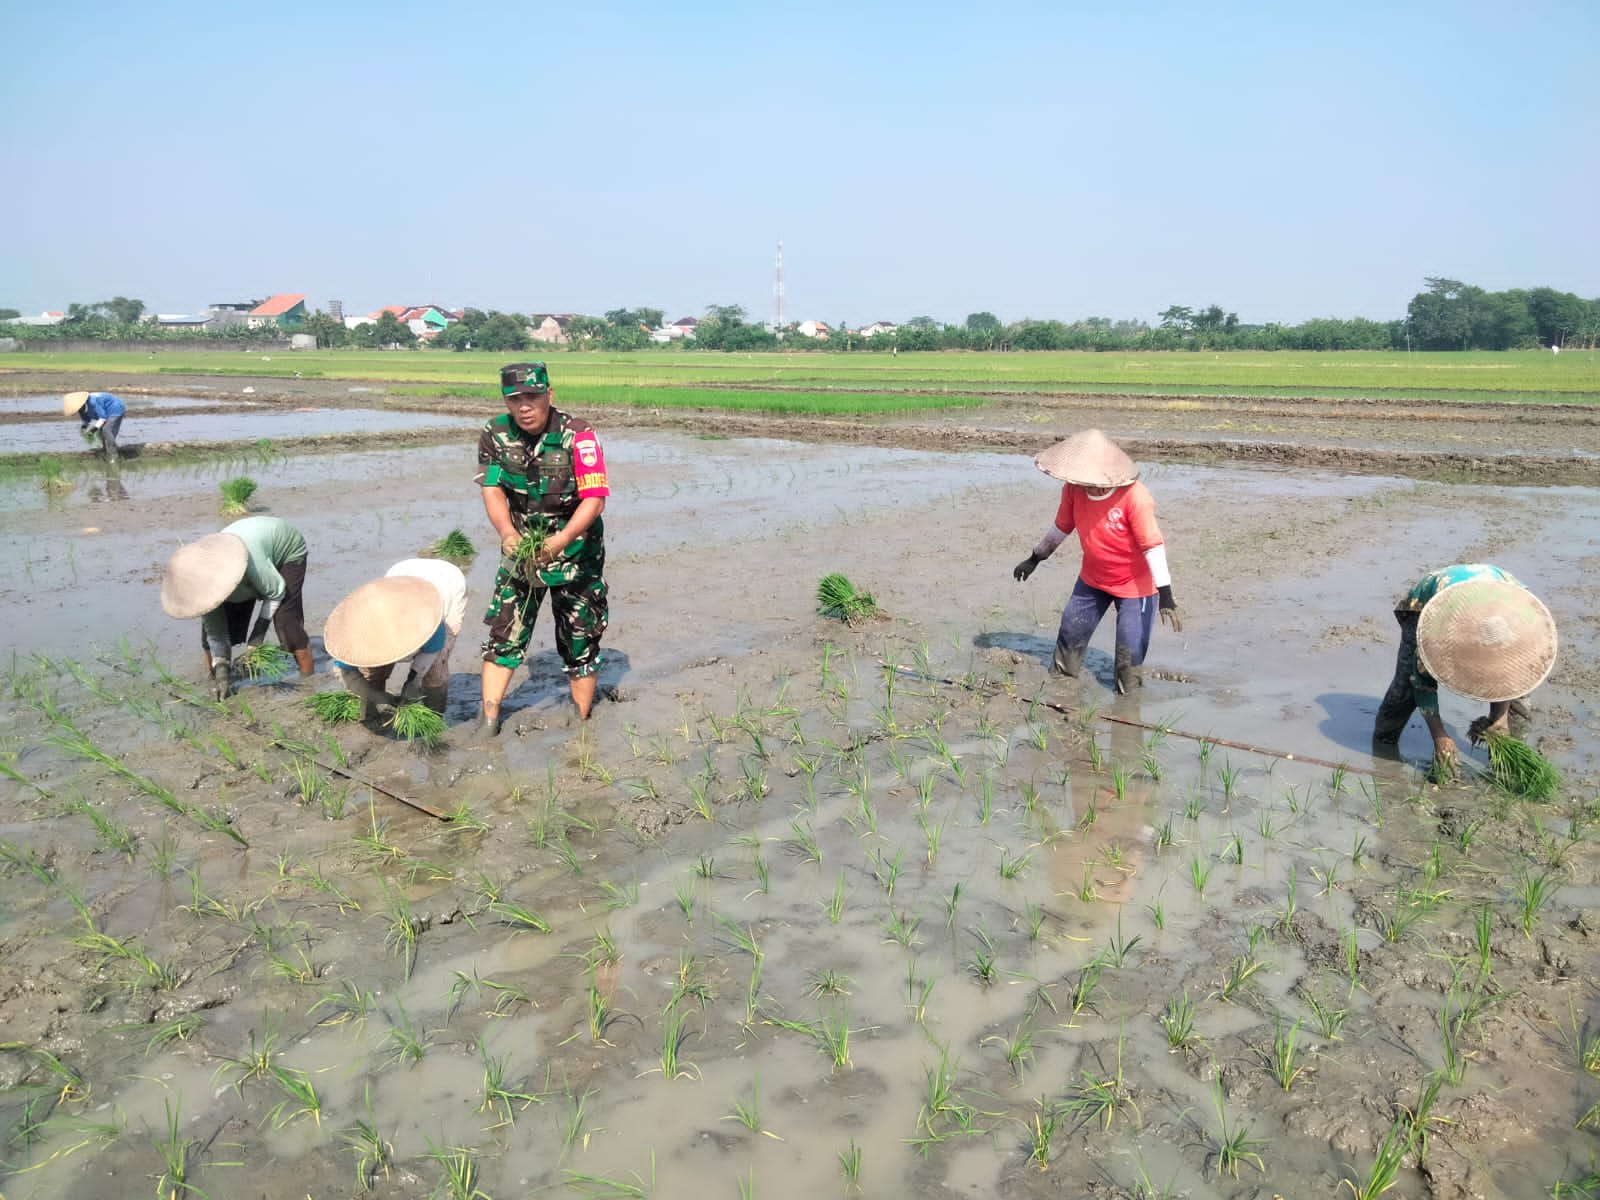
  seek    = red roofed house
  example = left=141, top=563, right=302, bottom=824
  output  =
left=247, top=294, right=308, bottom=330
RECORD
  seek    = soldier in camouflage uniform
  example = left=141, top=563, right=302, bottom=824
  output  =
left=476, top=361, right=610, bottom=734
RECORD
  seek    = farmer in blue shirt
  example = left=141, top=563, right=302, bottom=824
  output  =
left=63, top=391, right=126, bottom=461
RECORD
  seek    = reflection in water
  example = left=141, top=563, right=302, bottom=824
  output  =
left=88, top=463, right=130, bottom=503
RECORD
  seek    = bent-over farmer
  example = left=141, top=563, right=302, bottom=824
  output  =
left=63, top=391, right=126, bottom=461
left=160, top=515, right=314, bottom=699
left=476, top=361, right=609, bottom=734
left=323, top=558, right=468, bottom=719
left=1373, top=563, right=1556, bottom=778
left=1013, top=429, right=1182, bottom=693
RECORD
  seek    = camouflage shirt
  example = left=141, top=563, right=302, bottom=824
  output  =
left=474, top=409, right=609, bottom=538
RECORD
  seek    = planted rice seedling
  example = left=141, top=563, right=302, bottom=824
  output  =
left=1263, top=1015, right=1308, bottom=1091
left=817, top=573, right=881, bottom=624
left=388, top=701, right=445, bottom=751
left=219, top=475, right=258, bottom=515
left=266, top=1064, right=324, bottom=1129
left=824, top=871, right=847, bottom=923
left=152, top=1097, right=199, bottom=1199
left=425, top=1140, right=491, bottom=1200
left=478, top=1042, right=539, bottom=1128
left=1514, top=868, right=1559, bottom=937
left=1160, top=989, right=1200, bottom=1052
left=385, top=999, right=433, bottom=1066
left=341, top=1086, right=393, bottom=1191
left=1485, top=733, right=1561, bottom=802
left=1059, top=1036, right=1139, bottom=1131
left=1209, top=1079, right=1267, bottom=1179
left=839, top=1137, right=863, bottom=1188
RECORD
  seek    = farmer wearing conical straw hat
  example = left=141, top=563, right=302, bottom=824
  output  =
left=63, top=391, right=126, bottom=461
left=476, top=361, right=610, bottom=735
left=1013, top=430, right=1182, bottom=694
left=1373, top=564, right=1556, bottom=778
left=160, top=515, right=314, bottom=699
left=323, top=559, right=468, bottom=720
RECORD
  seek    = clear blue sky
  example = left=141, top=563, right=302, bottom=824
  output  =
left=3, top=1, right=1595, bottom=327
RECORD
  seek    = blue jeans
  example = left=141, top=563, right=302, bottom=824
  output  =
left=1053, top=578, right=1155, bottom=690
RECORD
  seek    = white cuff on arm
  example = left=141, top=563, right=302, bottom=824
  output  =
left=1143, top=543, right=1171, bottom=589
left=1032, top=526, right=1068, bottom=559
left=205, top=630, right=234, bottom=661
left=258, top=597, right=281, bottom=622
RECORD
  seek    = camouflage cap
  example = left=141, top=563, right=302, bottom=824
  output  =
left=501, top=361, right=550, bottom=396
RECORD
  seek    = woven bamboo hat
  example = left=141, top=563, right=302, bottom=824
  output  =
left=160, top=533, right=249, bottom=619
left=1417, top=579, right=1557, bottom=702
left=1034, top=429, right=1139, bottom=488
left=323, top=576, right=444, bottom=668
left=62, top=391, right=90, bottom=416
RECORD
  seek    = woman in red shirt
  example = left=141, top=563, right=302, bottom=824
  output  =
left=1014, top=430, right=1182, bottom=693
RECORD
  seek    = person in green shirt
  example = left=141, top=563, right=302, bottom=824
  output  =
left=160, top=516, right=315, bottom=698
left=1373, top=564, right=1556, bottom=777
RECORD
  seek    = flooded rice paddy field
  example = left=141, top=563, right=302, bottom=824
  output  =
left=3, top=397, right=1600, bottom=1200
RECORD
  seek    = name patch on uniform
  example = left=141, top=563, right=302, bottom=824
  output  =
left=576, top=472, right=606, bottom=491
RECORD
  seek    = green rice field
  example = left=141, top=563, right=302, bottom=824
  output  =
left=6, top=348, right=1598, bottom=407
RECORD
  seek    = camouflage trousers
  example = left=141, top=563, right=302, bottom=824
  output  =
left=481, top=549, right=607, bottom=677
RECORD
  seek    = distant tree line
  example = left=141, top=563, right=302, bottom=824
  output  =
left=5, top=279, right=1595, bottom=352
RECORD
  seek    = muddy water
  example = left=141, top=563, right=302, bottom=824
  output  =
left=3, top=421, right=1599, bottom=1200
left=2, top=406, right=476, bottom=454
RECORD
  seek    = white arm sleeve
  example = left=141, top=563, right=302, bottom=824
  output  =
left=258, top=597, right=282, bottom=622
left=205, top=629, right=234, bottom=661
left=1143, top=543, right=1171, bottom=589
left=1031, top=526, right=1068, bottom=559
left=408, top=647, right=442, bottom=678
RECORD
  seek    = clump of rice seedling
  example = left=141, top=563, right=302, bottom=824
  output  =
left=428, top=528, right=477, bottom=561
left=507, top=516, right=556, bottom=583
left=389, top=701, right=445, bottom=751
left=1484, top=733, right=1561, bottom=802
left=307, top=690, right=364, bottom=724
left=817, top=573, right=881, bottom=624
left=219, top=476, right=259, bottom=515
left=236, top=643, right=293, bottom=680
left=39, top=456, right=74, bottom=492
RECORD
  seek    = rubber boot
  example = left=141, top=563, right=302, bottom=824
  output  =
left=1051, top=640, right=1086, bottom=677
left=570, top=674, right=598, bottom=722
left=293, top=647, right=315, bottom=676
left=1114, top=648, right=1142, bottom=695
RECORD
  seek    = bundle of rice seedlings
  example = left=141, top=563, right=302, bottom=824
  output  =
left=219, top=477, right=258, bottom=516
left=508, top=518, right=555, bottom=583
left=235, top=643, right=293, bottom=681
left=817, top=573, right=880, bottom=625
left=428, top=528, right=477, bottom=561
left=1484, top=733, right=1561, bottom=802
left=306, top=691, right=363, bottom=724
left=39, top=456, right=74, bottom=492
left=389, top=702, right=445, bottom=751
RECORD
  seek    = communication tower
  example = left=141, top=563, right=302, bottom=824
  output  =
left=773, top=239, right=784, bottom=335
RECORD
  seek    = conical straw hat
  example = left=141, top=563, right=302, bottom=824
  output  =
left=1417, top=578, right=1557, bottom=702
left=323, top=576, right=445, bottom=668
left=160, top=533, right=249, bottom=618
left=1034, top=429, right=1139, bottom=488
left=63, top=391, right=90, bottom=416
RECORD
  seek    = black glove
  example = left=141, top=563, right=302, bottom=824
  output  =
left=1158, top=585, right=1183, bottom=633
left=247, top=616, right=272, bottom=647
left=1013, top=554, right=1041, bottom=582
left=211, top=660, right=234, bottom=701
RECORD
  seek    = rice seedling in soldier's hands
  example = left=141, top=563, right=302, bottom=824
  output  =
left=389, top=701, right=445, bottom=751
left=817, top=573, right=881, bottom=624
left=307, top=690, right=363, bottom=724
left=1484, top=733, right=1561, bottom=801
left=219, top=476, right=258, bottom=515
